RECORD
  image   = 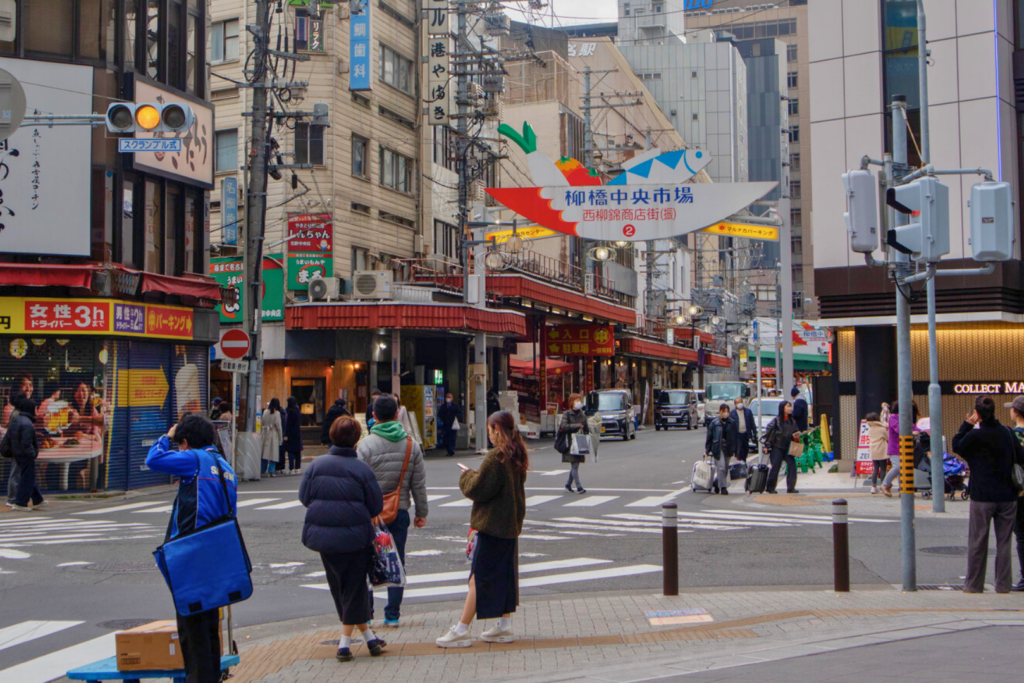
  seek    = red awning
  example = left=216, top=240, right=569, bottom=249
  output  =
left=0, top=263, right=99, bottom=289
left=619, top=337, right=698, bottom=363
left=288, top=303, right=528, bottom=338
left=509, top=357, right=574, bottom=376
left=487, top=275, right=636, bottom=325
left=706, top=353, right=732, bottom=368
left=139, top=271, right=223, bottom=302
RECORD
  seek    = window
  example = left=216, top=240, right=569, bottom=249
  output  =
left=125, top=1, right=137, bottom=71
left=211, top=19, right=240, bottom=63
left=655, top=4, right=662, bottom=11
left=168, top=1, right=183, bottom=89
left=295, top=123, right=325, bottom=166
left=79, top=0, right=115, bottom=61
left=433, top=126, right=457, bottom=171
left=379, top=147, right=414, bottom=193
left=791, top=208, right=802, bottom=227
left=26, top=0, right=73, bottom=56
left=146, top=0, right=161, bottom=80
left=434, top=220, right=458, bottom=261
left=186, top=7, right=200, bottom=94
left=788, top=99, right=799, bottom=116
left=789, top=125, right=799, bottom=143
left=144, top=179, right=163, bottom=273
left=215, top=129, right=238, bottom=173
left=352, top=135, right=369, bottom=178
left=787, top=43, right=797, bottom=62
left=379, top=210, right=415, bottom=229
left=295, top=9, right=325, bottom=52
left=380, top=44, right=413, bottom=94
left=211, top=87, right=240, bottom=101
left=351, top=202, right=372, bottom=216
left=787, top=71, right=798, bottom=88
left=790, top=152, right=800, bottom=172
left=790, top=180, right=801, bottom=200
left=352, top=246, right=369, bottom=277
left=122, top=177, right=137, bottom=268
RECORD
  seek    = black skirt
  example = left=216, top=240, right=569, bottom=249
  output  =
left=471, top=532, right=518, bottom=619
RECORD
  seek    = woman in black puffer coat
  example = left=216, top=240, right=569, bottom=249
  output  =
left=298, top=416, right=386, bottom=662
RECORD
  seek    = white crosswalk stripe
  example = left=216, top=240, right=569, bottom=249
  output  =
left=0, top=517, right=161, bottom=547
left=563, top=495, right=619, bottom=507
left=0, top=632, right=116, bottom=683
left=439, top=498, right=474, bottom=507
left=427, top=494, right=450, bottom=502
left=134, top=504, right=173, bottom=513
left=73, top=502, right=166, bottom=515
left=0, top=621, right=83, bottom=652
left=524, top=495, right=561, bottom=507
left=254, top=500, right=303, bottom=510
left=235, top=498, right=280, bottom=508
left=624, top=488, right=688, bottom=507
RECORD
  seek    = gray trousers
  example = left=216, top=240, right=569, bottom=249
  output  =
left=713, top=455, right=730, bottom=491
left=965, top=500, right=1017, bottom=593
left=7, top=460, right=20, bottom=502
left=882, top=455, right=901, bottom=488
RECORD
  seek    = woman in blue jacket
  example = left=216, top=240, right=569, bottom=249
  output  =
left=146, top=413, right=237, bottom=683
left=299, top=415, right=386, bottom=662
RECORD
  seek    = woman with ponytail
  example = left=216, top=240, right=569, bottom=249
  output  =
left=436, top=411, right=528, bottom=648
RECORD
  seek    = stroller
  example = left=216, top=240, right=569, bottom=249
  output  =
left=942, top=452, right=969, bottom=500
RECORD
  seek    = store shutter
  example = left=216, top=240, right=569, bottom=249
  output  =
left=104, top=340, right=132, bottom=490
left=126, top=341, right=173, bottom=489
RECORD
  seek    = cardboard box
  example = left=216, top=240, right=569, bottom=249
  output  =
left=116, top=620, right=184, bottom=671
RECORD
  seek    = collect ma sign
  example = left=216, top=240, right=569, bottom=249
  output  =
left=954, top=382, right=1024, bottom=395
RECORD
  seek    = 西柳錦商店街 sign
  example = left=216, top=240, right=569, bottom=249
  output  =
left=486, top=182, right=778, bottom=242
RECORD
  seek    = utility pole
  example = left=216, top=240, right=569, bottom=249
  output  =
left=242, top=0, right=274, bottom=434
left=779, top=126, right=794, bottom=395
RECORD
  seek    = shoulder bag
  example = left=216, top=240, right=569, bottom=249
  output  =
left=153, top=450, right=253, bottom=617
left=377, top=438, right=413, bottom=526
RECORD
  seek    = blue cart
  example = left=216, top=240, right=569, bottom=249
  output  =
left=66, top=654, right=239, bottom=683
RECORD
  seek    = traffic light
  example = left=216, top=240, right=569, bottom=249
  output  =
left=885, top=177, right=949, bottom=263
left=842, top=169, right=878, bottom=253
left=969, top=182, right=1014, bottom=261
left=105, top=102, right=194, bottom=134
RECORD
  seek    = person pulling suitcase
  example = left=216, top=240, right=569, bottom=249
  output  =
left=704, top=404, right=736, bottom=495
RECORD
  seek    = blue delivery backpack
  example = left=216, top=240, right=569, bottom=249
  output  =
left=154, top=450, right=253, bottom=616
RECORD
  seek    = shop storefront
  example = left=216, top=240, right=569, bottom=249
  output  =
left=0, top=297, right=215, bottom=492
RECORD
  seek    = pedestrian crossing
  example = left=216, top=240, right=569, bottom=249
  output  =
left=302, top=556, right=661, bottom=599
left=0, top=622, right=115, bottom=683
left=0, top=517, right=162, bottom=549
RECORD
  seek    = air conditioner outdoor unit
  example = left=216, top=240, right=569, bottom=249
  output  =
left=352, top=270, right=394, bottom=300
left=309, top=276, right=340, bottom=301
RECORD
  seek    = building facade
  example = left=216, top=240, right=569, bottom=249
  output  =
left=808, top=0, right=1022, bottom=459
left=0, top=1, right=223, bottom=492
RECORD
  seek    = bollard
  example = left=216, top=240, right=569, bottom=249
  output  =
left=662, top=502, right=678, bottom=596
left=832, top=498, right=850, bottom=592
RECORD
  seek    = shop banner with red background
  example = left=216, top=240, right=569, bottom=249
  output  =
left=546, top=324, right=614, bottom=356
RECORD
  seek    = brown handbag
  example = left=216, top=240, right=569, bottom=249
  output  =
left=377, top=438, right=413, bottom=526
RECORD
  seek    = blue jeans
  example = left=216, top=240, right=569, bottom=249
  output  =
left=370, top=509, right=410, bottom=621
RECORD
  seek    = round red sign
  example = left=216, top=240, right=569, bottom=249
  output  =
left=623, top=224, right=636, bottom=237
left=220, top=328, right=250, bottom=359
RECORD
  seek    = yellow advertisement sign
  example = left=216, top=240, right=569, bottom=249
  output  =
left=700, top=222, right=779, bottom=242
left=0, top=297, right=194, bottom=340
left=485, top=225, right=559, bottom=244
left=117, top=368, right=170, bottom=408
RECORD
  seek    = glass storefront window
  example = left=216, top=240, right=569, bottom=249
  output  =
left=882, top=0, right=920, bottom=109
left=144, top=179, right=163, bottom=274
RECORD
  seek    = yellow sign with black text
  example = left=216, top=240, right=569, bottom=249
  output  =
left=701, top=222, right=779, bottom=241
left=485, top=225, right=560, bottom=244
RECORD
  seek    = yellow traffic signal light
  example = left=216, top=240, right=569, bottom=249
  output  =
left=105, top=102, right=195, bottom=134
left=134, top=104, right=161, bottom=130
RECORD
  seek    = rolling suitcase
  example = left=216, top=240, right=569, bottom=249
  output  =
left=745, top=463, right=769, bottom=493
left=729, top=462, right=748, bottom=481
left=691, top=457, right=717, bottom=492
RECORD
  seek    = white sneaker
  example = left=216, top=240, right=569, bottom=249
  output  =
left=435, top=626, right=472, bottom=648
left=34, top=500, right=48, bottom=508
left=481, top=624, right=514, bottom=643
left=871, top=486, right=878, bottom=494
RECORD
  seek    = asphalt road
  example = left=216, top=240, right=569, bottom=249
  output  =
left=0, top=425, right=978, bottom=680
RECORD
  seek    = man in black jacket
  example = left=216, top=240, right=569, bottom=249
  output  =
left=952, top=395, right=1024, bottom=593
left=9, top=393, right=44, bottom=511
left=321, top=399, right=350, bottom=446
left=730, top=397, right=757, bottom=462
left=791, top=387, right=809, bottom=431
left=705, top=403, right=736, bottom=495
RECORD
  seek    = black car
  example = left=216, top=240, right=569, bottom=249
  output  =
left=654, top=389, right=698, bottom=431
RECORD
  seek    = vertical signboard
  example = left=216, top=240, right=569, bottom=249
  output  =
left=424, top=0, right=450, bottom=125
left=221, top=177, right=238, bottom=246
left=350, top=0, right=372, bottom=90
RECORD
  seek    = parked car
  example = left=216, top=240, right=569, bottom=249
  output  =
left=654, top=389, right=698, bottom=431
left=747, top=397, right=786, bottom=452
left=695, top=390, right=707, bottom=427
left=586, top=389, right=636, bottom=441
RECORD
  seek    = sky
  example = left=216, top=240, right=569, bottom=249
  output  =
left=503, top=0, right=622, bottom=27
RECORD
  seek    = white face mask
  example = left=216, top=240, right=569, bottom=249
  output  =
left=573, top=401, right=583, bottom=410
left=446, top=398, right=452, bottom=403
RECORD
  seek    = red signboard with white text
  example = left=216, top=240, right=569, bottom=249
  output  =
left=287, top=213, right=333, bottom=252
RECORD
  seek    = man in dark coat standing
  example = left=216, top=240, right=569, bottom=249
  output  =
left=730, top=397, right=757, bottom=462
left=791, top=387, right=809, bottom=431
left=321, top=399, right=351, bottom=445
left=437, top=392, right=463, bottom=456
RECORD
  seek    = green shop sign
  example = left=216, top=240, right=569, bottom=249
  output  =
left=288, top=253, right=334, bottom=290
left=210, top=255, right=285, bottom=324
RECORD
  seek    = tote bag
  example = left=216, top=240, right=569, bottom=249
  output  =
left=154, top=450, right=253, bottom=616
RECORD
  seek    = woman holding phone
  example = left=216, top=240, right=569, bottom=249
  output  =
left=436, top=411, right=527, bottom=647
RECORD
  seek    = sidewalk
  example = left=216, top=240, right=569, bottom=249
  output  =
left=224, top=585, right=1024, bottom=683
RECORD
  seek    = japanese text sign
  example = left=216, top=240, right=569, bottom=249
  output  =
left=350, top=0, right=372, bottom=90
left=425, top=0, right=449, bottom=34
left=222, top=176, right=238, bottom=246
left=288, top=253, right=334, bottom=290
left=426, top=36, right=451, bottom=125
left=546, top=324, right=614, bottom=357
left=0, top=297, right=194, bottom=340
left=209, top=255, right=284, bottom=323
left=287, top=213, right=333, bottom=252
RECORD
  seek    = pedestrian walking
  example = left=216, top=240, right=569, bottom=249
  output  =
left=300, top=415, right=388, bottom=662
left=436, top=410, right=527, bottom=647
left=705, top=403, right=736, bottom=495
left=209, top=397, right=223, bottom=420
left=145, top=414, right=236, bottom=681
left=284, top=396, right=304, bottom=474
left=865, top=411, right=889, bottom=494
left=393, top=394, right=415, bottom=437
left=487, top=390, right=500, bottom=417
left=5, top=388, right=25, bottom=507
left=321, top=399, right=350, bottom=446
left=764, top=400, right=801, bottom=494
left=556, top=393, right=589, bottom=494
left=7, top=393, right=44, bottom=511
left=952, top=395, right=1024, bottom=594
left=437, top=392, right=463, bottom=457
left=791, top=386, right=809, bottom=431
left=357, top=394, right=428, bottom=626
left=1007, top=396, right=1024, bottom=592
left=277, top=403, right=288, bottom=473
left=881, top=400, right=919, bottom=497
left=365, top=389, right=382, bottom=428
left=730, top=397, right=757, bottom=463
left=260, top=398, right=283, bottom=477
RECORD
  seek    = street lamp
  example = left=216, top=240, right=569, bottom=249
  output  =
left=687, top=304, right=702, bottom=317
left=711, top=314, right=722, bottom=326
left=674, top=314, right=686, bottom=325
left=588, top=245, right=616, bottom=262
